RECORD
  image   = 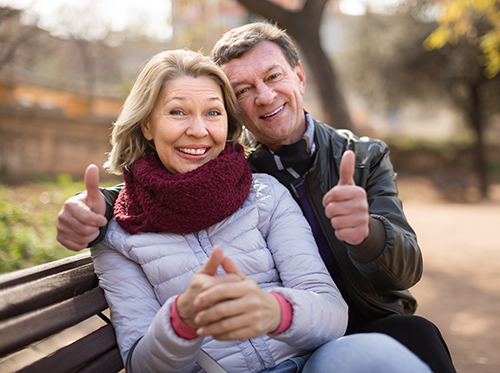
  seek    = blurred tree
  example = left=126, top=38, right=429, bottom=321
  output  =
left=0, top=7, right=41, bottom=72
left=424, top=0, right=500, bottom=79
left=339, top=0, right=500, bottom=199
left=0, top=4, right=124, bottom=98
left=236, top=0, right=354, bottom=130
left=50, top=1, right=116, bottom=98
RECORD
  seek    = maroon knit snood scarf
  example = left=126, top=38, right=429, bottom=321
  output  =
left=114, top=143, right=253, bottom=235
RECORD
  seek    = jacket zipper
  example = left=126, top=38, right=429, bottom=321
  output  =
left=249, top=340, right=266, bottom=370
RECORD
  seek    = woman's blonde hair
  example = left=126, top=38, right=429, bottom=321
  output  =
left=104, top=49, right=243, bottom=175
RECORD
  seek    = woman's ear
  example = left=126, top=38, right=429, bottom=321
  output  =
left=141, top=119, right=154, bottom=141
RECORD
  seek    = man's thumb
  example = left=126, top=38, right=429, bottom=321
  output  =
left=338, top=150, right=355, bottom=186
left=85, top=164, right=105, bottom=214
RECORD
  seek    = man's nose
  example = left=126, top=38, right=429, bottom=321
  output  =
left=255, top=82, right=276, bottom=105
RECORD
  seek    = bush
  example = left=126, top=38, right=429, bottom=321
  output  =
left=0, top=176, right=120, bottom=274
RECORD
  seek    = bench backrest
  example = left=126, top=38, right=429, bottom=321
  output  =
left=0, top=252, right=124, bottom=373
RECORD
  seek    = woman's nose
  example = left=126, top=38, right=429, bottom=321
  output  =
left=186, top=117, right=209, bottom=137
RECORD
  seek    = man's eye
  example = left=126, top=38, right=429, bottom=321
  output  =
left=269, top=73, right=280, bottom=80
left=238, top=88, right=248, bottom=95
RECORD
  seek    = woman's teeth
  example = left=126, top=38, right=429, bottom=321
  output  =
left=179, top=148, right=207, bottom=155
left=261, top=105, right=284, bottom=119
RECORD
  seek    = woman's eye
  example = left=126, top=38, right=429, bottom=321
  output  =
left=208, top=110, right=221, bottom=116
left=169, top=109, right=183, bottom=115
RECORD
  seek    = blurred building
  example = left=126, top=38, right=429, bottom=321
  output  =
left=0, top=81, right=122, bottom=182
left=0, top=5, right=165, bottom=182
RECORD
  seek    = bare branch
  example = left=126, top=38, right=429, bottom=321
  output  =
left=236, top=0, right=292, bottom=25
left=0, top=7, right=41, bottom=72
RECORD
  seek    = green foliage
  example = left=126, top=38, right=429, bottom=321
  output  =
left=424, top=0, right=500, bottom=78
left=0, top=177, right=117, bottom=274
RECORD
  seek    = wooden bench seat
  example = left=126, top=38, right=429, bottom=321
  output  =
left=0, top=252, right=124, bottom=373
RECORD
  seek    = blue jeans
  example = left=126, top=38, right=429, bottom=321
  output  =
left=260, top=333, right=432, bottom=373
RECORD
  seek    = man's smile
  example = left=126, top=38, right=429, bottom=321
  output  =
left=260, top=104, right=285, bottom=119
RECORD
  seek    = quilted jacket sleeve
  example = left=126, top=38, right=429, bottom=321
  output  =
left=91, top=234, right=204, bottom=373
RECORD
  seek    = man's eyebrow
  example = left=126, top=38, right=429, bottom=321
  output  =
left=265, top=65, right=280, bottom=74
left=231, top=65, right=281, bottom=88
left=231, top=80, right=246, bottom=89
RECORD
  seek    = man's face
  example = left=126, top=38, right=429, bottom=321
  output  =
left=221, top=41, right=307, bottom=150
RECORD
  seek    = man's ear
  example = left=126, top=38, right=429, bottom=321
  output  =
left=295, top=63, right=306, bottom=96
left=141, top=119, right=154, bottom=141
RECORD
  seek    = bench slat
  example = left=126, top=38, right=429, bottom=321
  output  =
left=18, top=324, right=122, bottom=373
left=0, top=287, right=108, bottom=357
left=0, top=263, right=98, bottom=320
left=76, top=348, right=124, bottom=373
left=0, top=252, right=92, bottom=290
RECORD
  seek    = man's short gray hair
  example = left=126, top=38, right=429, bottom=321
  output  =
left=211, top=21, right=300, bottom=68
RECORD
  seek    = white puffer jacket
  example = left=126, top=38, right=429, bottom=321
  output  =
left=91, top=174, right=348, bottom=373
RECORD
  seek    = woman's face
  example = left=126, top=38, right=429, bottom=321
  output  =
left=141, top=75, right=228, bottom=174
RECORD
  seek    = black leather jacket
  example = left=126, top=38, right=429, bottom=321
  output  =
left=288, top=118, right=421, bottom=322
left=96, top=117, right=421, bottom=324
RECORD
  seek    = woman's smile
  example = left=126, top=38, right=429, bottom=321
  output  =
left=177, top=147, right=210, bottom=156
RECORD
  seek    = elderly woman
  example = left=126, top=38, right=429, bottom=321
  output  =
left=89, top=49, right=431, bottom=373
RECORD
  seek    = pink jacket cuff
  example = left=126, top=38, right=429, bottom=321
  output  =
left=171, top=296, right=198, bottom=340
left=268, top=292, right=293, bottom=335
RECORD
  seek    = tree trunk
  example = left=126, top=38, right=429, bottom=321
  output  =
left=290, top=23, right=353, bottom=129
left=235, top=0, right=353, bottom=130
left=468, top=82, right=489, bottom=199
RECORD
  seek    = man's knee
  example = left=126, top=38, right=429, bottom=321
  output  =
left=303, top=333, right=432, bottom=373
left=385, top=315, right=447, bottom=346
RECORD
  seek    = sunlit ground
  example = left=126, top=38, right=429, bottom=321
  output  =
left=400, top=177, right=500, bottom=373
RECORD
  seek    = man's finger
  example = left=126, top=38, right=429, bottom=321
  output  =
left=84, top=164, right=106, bottom=215
left=338, top=150, right=355, bottom=186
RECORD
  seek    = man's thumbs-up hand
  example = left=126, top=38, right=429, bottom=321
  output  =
left=338, top=148, right=356, bottom=186
left=322, top=150, right=369, bottom=245
left=84, top=164, right=106, bottom=216
left=56, top=164, right=107, bottom=251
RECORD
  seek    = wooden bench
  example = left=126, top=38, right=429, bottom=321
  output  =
left=0, top=251, right=124, bottom=373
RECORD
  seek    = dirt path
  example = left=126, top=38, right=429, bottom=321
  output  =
left=398, top=178, right=500, bottom=373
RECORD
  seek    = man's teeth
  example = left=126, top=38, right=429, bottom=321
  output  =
left=179, top=148, right=207, bottom=155
left=261, top=105, right=284, bottom=119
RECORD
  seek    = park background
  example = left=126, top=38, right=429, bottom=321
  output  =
left=0, top=0, right=499, bottom=372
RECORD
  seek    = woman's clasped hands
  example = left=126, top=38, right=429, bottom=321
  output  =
left=176, top=245, right=282, bottom=341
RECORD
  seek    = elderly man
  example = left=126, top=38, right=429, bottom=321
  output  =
left=57, top=22, right=455, bottom=373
